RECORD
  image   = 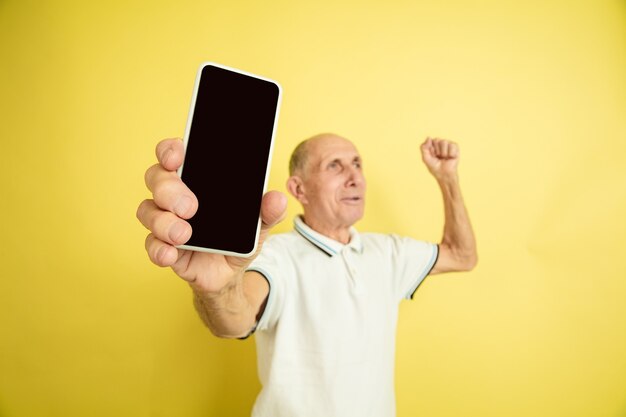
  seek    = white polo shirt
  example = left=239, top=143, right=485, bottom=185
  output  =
left=246, top=216, right=439, bottom=417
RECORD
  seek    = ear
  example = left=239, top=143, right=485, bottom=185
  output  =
left=286, top=175, right=308, bottom=204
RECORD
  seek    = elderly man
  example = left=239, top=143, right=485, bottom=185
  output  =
left=137, top=133, right=477, bottom=417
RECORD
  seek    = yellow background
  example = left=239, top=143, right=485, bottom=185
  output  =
left=1, top=0, right=625, bottom=416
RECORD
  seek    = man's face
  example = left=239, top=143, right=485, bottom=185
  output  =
left=298, top=136, right=367, bottom=229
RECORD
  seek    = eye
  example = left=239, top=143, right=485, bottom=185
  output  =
left=327, top=161, right=340, bottom=170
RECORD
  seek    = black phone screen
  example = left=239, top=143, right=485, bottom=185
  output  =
left=179, top=63, right=281, bottom=256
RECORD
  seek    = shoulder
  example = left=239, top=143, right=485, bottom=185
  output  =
left=247, top=231, right=300, bottom=282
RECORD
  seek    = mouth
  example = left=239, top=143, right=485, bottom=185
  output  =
left=341, top=196, right=363, bottom=204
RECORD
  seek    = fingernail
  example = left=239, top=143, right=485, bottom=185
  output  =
left=157, top=246, right=169, bottom=264
left=169, top=222, right=189, bottom=243
left=174, top=195, right=193, bottom=217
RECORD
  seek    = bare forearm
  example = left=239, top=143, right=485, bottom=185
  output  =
left=191, top=273, right=258, bottom=339
left=437, top=173, right=477, bottom=268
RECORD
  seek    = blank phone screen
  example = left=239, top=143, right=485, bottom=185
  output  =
left=179, top=64, right=280, bottom=255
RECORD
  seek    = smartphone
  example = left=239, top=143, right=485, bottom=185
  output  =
left=176, top=62, right=282, bottom=257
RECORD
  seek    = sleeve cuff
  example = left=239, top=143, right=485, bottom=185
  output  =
left=242, top=266, right=275, bottom=334
left=407, top=243, right=439, bottom=300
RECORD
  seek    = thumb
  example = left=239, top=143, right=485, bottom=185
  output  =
left=247, top=190, right=287, bottom=260
left=420, top=139, right=436, bottom=164
left=260, top=190, right=288, bottom=230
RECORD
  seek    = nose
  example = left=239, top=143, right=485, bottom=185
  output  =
left=345, top=165, right=365, bottom=188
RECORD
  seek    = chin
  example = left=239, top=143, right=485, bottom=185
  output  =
left=343, top=210, right=364, bottom=226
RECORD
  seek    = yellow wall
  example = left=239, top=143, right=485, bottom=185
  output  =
left=1, top=1, right=625, bottom=416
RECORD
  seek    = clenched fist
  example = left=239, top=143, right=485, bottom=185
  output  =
left=420, top=137, right=460, bottom=181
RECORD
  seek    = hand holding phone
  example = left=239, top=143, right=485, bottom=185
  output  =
left=137, top=137, right=287, bottom=293
left=137, top=61, right=286, bottom=295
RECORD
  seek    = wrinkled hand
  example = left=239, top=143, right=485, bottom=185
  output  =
left=136, top=138, right=287, bottom=294
left=420, top=137, right=460, bottom=180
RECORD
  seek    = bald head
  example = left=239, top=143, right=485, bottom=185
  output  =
left=285, top=132, right=366, bottom=241
left=289, top=133, right=353, bottom=177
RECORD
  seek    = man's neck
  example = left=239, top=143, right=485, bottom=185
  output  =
left=301, top=215, right=351, bottom=244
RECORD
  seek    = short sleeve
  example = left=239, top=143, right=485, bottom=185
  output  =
left=389, top=235, right=439, bottom=300
left=245, top=236, right=287, bottom=331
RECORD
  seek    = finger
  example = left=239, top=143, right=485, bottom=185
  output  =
left=145, top=233, right=180, bottom=267
left=137, top=199, right=193, bottom=246
left=144, top=164, right=198, bottom=219
left=449, top=142, right=459, bottom=158
left=156, top=138, right=185, bottom=172
left=254, top=190, right=287, bottom=253
left=420, top=137, right=434, bottom=155
left=260, top=190, right=288, bottom=229
left=440, top=140, right=450, bottom=158
left=434, top=138, right=445, bottom=156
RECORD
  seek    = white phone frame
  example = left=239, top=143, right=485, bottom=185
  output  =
left=176, top=61, right=282, bottom=257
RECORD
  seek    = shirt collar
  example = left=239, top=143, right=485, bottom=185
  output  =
left=293, top=215, right=363, bottom=257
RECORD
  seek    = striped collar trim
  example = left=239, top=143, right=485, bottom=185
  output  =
left=293, top=215, right=363, bottom=257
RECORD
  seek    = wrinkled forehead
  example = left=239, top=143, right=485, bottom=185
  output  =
left=307, top=135, right=361, bottom=167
